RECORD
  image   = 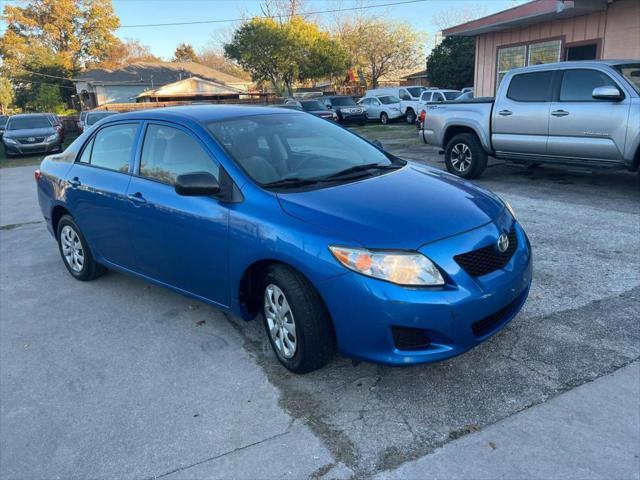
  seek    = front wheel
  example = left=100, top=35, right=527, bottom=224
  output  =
left=405, top=109, right=416, bottom=124
left=380, top=112, right=389, bottom=125
left=57, top=215, right=106, bottom=281
left=262, top=265, right=333, bottom=373
left=444, top=133, right=488, bottom=179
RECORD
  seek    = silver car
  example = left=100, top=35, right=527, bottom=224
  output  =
left=358, top=95, right=403, bottom=124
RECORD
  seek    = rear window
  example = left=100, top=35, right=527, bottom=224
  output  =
left=406, top=87, right=424, bottom=97
left=7, top=116, right=52, bottom=130
left=507, top=71, right=553, bottom=102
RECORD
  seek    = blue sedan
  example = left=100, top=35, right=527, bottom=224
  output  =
left=36, top=106, right=532, bottom=373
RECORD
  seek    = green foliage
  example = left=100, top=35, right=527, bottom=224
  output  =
left=173, top=43, right=198, bottom=63
left=26, top=84, right=65, bottom=113
left=224, top=17, right=348, bottom=95
left=426, top=36, right=475, bottom=90
left=0, top=78, right=14, bottom=114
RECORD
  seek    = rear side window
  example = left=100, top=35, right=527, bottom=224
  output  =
left=560, top=69, right=619, bottom=101
left=140, top=124, right=218, bottom=185
left=507, top=71, right=553, bottom=102
left=83, top=123, right=137, bottom=172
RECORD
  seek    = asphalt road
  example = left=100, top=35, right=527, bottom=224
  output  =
left=1, top=123, right=639, bottom=479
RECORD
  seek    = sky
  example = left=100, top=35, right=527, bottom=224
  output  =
left=1, top=0, right=523, bottom=60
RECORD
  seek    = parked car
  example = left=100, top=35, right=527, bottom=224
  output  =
left=0, top=115, right=7, bottom=140
left=274, top=104, right=303, bottom=111
left=420, top=60, right=640, bottom=178
left=36, top=105, right=531, bottom=373
left=454, top=91, right=475, bottom=101
left=3, top=113, right=63, bottom=157
left=321, top=96, right=366, bottom=124
left=83, top=111, right=119, bottom=131
left=461, top=87, right=474, bottom=94
left=415, top=89, right=463, bottom=129
left=298, top=99, right=338, bottom=121
left=365, top=86, right=426, bottom=124
left=358, top=95, right=402, bottom=124
left=44, top=113, right=65, bottom=142
left=77, top=111, right=89, bottom=132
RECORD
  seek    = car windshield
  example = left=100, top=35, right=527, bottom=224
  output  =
left=330, top=97, right=356, bottom=106
left=379, top=95, right=400, bottom=104
left=615, top=63, right=640, bottom=94
left=0, top=117, right=7, bottom=127
left=406, top=87, right=424, bottom=98
left=86, top=112, right=116, bottom=125
left=444, top=91, right=461, bottom=100
left=207, top=113, right=403, bottom=188
left=300, top=100, right=326, bottom=111
left=7, top=116, right=52, bottom=130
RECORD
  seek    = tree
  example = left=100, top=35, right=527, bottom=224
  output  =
left=173, top=43, right=198, bottom=63
left=337, top=18, right=424, bottom=88
left=0, top=78, right=14, bottom=114
left=224, top=17, right=347, bottom=95
left=27, top=84, right=64, bottom=112
left=198, top=47, right=251, bottom=80
left=426, top=36, right=475, bottom=90
left=94, top=38, right=160, bottom=69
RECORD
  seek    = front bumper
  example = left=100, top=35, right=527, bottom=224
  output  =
left=4, top=140, right=61, bottom=155
left=338, top=111, right=367, bottom=123
left=315, top=214, right=532, bottom=365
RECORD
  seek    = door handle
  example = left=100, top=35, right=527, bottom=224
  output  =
left=68, top=177, right=81, bottom=188
left=498, top=110, right=512, bottom=116
left=551, top=110, right=569, bottom=117
left=127, top=192, right=147, bottom=205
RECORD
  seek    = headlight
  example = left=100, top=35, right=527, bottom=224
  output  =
left=329, top=246, right=445, bottom=286
left=45, top=133, right=58, bottom=142
left=3, top=137, right=17, bottom=145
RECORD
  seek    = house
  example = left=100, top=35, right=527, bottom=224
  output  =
left=443, top=0, right=640, bottom=96
left=74, top=61, right=253, bottom=108
left=400, top=69, right=430, bottom=87
left=135, top=77, right=246, bottom=103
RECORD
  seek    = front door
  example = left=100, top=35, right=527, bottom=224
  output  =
left=125, top=122, right=230, bottom=307
left=64, top=122, right=140, bottom=268
left=547, top=68, right=630, bottom=161
left=492, top=70, right=554, bottom=155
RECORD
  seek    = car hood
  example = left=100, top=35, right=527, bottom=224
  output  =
left=277, top=163, right=504, bottom=249
left=3, top=127, right=56, bottom=138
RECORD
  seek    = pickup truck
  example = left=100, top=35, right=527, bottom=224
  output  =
left=420, top=60, right=640, bottom=179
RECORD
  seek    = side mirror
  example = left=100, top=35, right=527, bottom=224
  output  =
left=175, top=172, right=220, bottom=196
left=372, top=139, right=384, bottom=149
left=592, top=86, right=623, bottom=101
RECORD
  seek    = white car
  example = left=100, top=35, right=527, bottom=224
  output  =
left=364, top=86, right=425, bottom=124
left=358, top=95, right=403, bottom=124
left=415, top=89, right=462, bottom=128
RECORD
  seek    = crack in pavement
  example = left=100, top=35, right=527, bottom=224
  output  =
left=0, top=220, right=43, bottom=230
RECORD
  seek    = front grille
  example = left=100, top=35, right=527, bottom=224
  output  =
left=454, top=228, right=518, bottom=277
left=392, top=326, right=431, bottom=351
left=18, top=136, right=45, bottom=144
left=471, top=291, right=525, bottom=337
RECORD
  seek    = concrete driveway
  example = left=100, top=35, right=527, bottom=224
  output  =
left=1, top=125, right=639, bottom=479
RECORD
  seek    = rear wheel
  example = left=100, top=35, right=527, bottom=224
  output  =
left=57, top=215, right=106, bottom=281
left=405, top=109, right=416, bottom=124
left=380, top=112, right=389, bottom=125
left=444, top=133, right=488, bottom=179
left=262, top=265, right=333, bottom=373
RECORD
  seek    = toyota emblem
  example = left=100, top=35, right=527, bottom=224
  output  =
left=28, top=137, right=36, bottom=142
left=497, top=233, right=509, bottom=253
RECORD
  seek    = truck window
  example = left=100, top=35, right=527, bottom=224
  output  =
left=507, top=71, right=553, bottom=102
left=398, top=89, right=411, bottom=100
left=560, top=69, right=620, bottom=101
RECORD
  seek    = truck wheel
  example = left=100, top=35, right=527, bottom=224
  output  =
left=445, top=133, right=488, bottom=179
left=405, top=109, right=416, bottom=124
left=380, top=112, right=389, bottom=125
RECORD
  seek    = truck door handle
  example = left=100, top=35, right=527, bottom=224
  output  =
left=551, top=110, right=569, bottom=117
left=68, top=177, right=81, bottom=188
left=127, top=192, right=147, bottom=205
left=498, top=110, right=512, bottom=116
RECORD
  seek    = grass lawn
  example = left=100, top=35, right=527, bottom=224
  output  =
left=0, top=133, right=79, bottom=169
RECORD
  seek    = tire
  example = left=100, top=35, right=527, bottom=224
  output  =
left=57, top=215, right=106, bottom=281
left=262, top=265, right=333, bottom=373
left=444, top=133, right=488, bottom=179
left=380, top=112, right=389, bottom=125
left=405, top=109, right=416, bottom=124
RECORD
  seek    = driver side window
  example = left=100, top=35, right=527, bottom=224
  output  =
left=139, top=124, right=218, bottom=185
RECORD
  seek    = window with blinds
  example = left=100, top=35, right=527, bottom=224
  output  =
left=496, top=39, right=562, bottom=89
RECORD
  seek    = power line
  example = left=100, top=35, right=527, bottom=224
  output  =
left=13, top=68, right=77, bottom=82
left=117, top=0, right=428, bottom=28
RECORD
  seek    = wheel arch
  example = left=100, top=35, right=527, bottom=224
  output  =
left=51, top=204, right=71, bottom=234
left=443, top=125, right=480, bottom=150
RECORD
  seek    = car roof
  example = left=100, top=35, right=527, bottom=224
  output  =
left=511, top=59, right=639, bottom=74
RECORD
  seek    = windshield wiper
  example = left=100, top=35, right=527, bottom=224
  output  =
left=323, top=162, right=401, bottom=180
left=262, top=177, right=320, bottom=189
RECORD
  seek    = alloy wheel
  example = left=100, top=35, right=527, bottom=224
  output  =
left=264, top=284, right=298, bottom=359
left=60, top=225, right=84, bottom=273
left=451, top=143, right=472, bottom=173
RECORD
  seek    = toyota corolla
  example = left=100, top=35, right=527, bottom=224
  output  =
left=36, top=106, right=532, bottom=373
